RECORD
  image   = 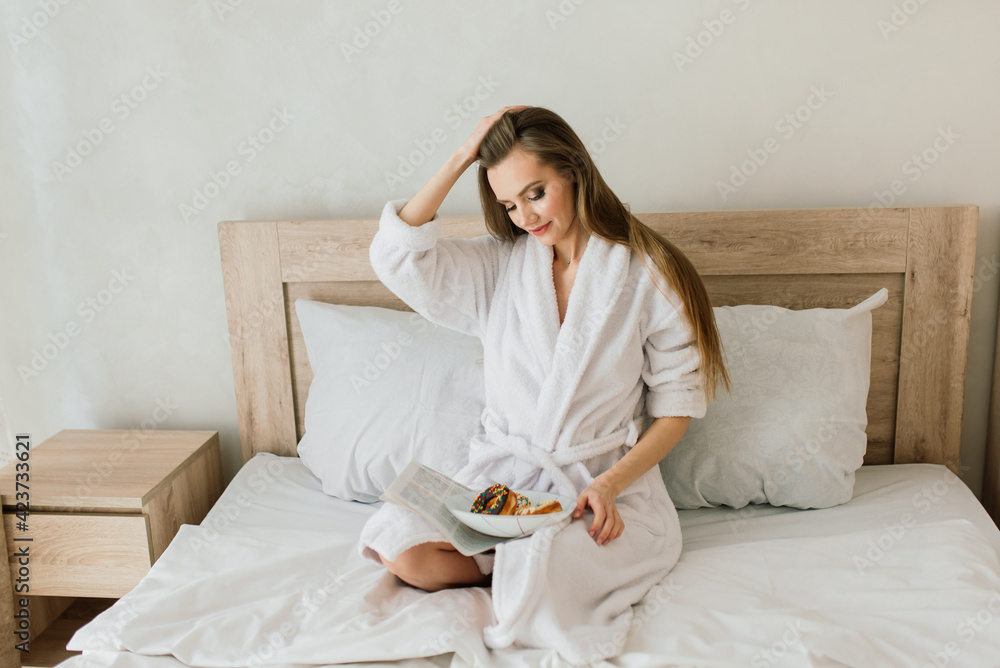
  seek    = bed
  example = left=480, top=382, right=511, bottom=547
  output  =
left=38, top=203, right=1000, bottom=666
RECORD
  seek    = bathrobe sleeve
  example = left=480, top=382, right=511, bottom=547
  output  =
left=641, top=282, right=708, bottom=419
left=368, top=198, right=505, bottom=339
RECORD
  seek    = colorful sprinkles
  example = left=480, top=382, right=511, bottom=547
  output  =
left=470, top=483, right=509, bottom=514
left=470, top=483, right=536, bottom=515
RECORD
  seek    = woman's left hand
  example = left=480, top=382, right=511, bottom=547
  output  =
left=573, top=478, right=623, bottom=546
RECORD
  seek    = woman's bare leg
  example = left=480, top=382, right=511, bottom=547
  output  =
left=379, top=541, right=491, bottom=592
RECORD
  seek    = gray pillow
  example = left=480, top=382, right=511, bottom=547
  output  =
left=659, top=289, right=888, bottom=509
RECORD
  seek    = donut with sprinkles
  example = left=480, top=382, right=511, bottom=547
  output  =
left=470, top=483, right=509, bottom=515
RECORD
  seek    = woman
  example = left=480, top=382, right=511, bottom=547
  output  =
left=357, top=105, right=730, bottom=663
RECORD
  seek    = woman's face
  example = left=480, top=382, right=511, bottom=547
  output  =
left=487, top=148, right=577, bottom=245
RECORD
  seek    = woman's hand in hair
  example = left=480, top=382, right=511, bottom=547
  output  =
left=457, top=105, right=532, bottom=166
left=398, top=106, right=528, bottom=226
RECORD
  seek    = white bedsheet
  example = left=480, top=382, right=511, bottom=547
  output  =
left=61, top=454, right=1000, bottom=668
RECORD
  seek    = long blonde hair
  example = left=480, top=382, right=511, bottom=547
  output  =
left=475, top=107, right=731, bottom=402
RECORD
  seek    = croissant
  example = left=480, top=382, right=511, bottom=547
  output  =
left=515, top=498, right=563, bottom=515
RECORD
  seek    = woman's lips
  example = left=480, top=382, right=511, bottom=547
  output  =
left=530, top=223, right=550, bottom=236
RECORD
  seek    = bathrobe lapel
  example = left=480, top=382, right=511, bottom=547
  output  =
left=527, top=233, right=634, bottom=451
left=517, top=235, right=562, bottom=381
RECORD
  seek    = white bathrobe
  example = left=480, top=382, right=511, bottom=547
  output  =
left=358, top=198, right=707, bottom=665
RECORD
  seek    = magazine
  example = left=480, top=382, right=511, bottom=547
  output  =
left=379, top=461, right=514, bottom=556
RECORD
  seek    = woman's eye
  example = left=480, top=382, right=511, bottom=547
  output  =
left=503, top=190, right=545, bottom=214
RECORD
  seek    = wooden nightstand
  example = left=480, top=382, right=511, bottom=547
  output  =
left=0, top=430, right=224, bottom=667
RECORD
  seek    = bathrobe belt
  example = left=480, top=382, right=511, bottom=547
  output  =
left=470, top=407, right=643, bottom=499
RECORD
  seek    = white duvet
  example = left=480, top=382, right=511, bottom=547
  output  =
left=64, top=454, right=1000, bottom=668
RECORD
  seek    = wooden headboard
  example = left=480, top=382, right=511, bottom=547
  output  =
left=218, top=205, right=978, bottom=474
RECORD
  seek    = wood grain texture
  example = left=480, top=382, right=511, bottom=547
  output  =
left=143, top=434, right=224, bottom=562
left=219, top=222, right=298, bottom=460
left=0, top=431, right=222, bottom=659
left=0, top=430, right=220, bottom=512
left=277, top=217, right=488, bottom=283
left=0, top=508, right=19, bottom=668
left=984, top=291, right=1000, bottom=526
left=894, top=206, right=978, bottom=472
left=637, top=207, right=910, bottom=275
left=20, top=598, right=114, bottom=668
left=220, top=205, right=975, bottom=471
left=23, top=596, right=115, bottom=668
left=24, top=595, right=74, bottom=647
left=270, top=207, right=909, bottom=282
left=3, top=513, right=151, bottom=598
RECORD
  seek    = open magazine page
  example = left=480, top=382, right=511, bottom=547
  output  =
left=380, top=461, right=512, bottom=556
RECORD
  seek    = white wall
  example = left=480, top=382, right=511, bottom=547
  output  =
left=2, top=0, right=998, bottom=496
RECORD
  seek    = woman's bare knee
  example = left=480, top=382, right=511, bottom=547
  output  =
left=375, top=550, right=393, bottom=569
left=379, top=543, right=432, bottom=583
left=381, top=542, right=484, bottom=592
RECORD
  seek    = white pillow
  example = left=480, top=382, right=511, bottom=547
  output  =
left=294, top=299, right=485, bottom=502
left=659, top=288, right=889, bottom=510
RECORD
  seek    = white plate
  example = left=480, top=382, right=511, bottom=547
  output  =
left=445, top=489, right=575, bottom=538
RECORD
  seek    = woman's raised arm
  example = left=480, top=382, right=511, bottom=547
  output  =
left=397, top=105, right=532, bottom=227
